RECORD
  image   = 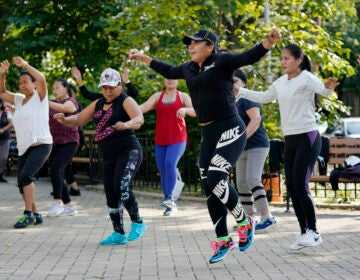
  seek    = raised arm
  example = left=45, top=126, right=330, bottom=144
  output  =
left=121, top=68, right=139, bottom=99
left=71, top=66, right=101, bottom=101
left=0, top=61, right=15, bottom=104
left=13, top=56, right=47, bottom=101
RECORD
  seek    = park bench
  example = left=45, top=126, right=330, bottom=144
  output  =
left=310, top=138, right=360, bottom=200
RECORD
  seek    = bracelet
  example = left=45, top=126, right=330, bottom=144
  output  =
left=22, top=61, right=28, bottom=69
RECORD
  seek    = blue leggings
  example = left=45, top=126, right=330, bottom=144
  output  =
left=155, top=141, right=186, bottom=200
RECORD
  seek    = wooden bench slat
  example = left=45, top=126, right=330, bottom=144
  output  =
left=329, top=147, right=360, bottom=154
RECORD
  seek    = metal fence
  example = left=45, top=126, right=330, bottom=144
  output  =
left=8, top=130, right=357, bottom=202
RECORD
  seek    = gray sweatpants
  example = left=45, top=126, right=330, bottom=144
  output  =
left=235, top=147, right=269, bottom=215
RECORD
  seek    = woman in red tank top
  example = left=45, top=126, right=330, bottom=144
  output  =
left=140, top=79, right=195, bottom=216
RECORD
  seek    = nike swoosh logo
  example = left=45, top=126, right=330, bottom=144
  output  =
left=314, top=236, right=319, bottom=242
left=216, top=130, right=245, bottom=149
left=214, top=217, right=222, bottom=228
left=219, top=184, right=229, bottom=204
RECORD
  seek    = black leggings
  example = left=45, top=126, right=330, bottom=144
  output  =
left=102, top=148, right=143, bottom=229
left=17, top=144, right=52, bottom=193
left=284, top=131, right=321, bottom=233
left=49, top=142, right=78, bottom=204
left=199, top=115, right=247, bottom=238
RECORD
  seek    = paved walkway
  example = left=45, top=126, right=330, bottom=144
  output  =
left=0, top=176, right=359, bottom=280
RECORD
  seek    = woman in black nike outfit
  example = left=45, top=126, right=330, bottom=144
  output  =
left=129, top=28, right=280, bottom=263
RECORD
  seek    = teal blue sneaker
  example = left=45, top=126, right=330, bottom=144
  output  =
left=128, top=222, right=147, bottom=241
left=100, top=231, right=127, bottom=245
left=209, top=238, right=237, bottom=264
left=237, top=216, right=255, bottom=251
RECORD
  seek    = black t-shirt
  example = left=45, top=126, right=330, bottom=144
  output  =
left=93, top=94, right=141, bottom=156
left=236, top=98, right=269, bottom=150
left=0, top=111, right=10, bottom=142
left=150, top=43, right=268, bottom=123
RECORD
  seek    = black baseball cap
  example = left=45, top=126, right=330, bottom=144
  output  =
left=183, top=29, right=218, bottom=46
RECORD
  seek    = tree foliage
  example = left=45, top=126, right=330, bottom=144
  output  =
left=0, top=0, right=359, bottom=140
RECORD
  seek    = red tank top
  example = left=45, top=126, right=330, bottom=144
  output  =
left=155, top=91, right=187, bottom=145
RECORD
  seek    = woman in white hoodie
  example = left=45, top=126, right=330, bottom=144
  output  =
left=237, top=44, right=338, bottom=250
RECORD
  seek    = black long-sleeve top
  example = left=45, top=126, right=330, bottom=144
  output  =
left=79, top=82, right=139, bottom=101
left=150, top=43, right=268, bottom=123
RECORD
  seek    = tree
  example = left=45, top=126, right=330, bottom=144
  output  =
left=1, top=0, right=359, bottom=137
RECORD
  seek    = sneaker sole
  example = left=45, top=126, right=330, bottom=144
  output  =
left=289, top=244, right=305, bottom=250
left=59, top=212, right=78, bottom=216
left=100, top=241, right=128, bottom=245
left=299, top=237, right=323, bottom=247
left=255, top=222, right=277, bottom=232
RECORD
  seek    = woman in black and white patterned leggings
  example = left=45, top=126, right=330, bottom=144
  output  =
left=54, top=68, right=147, bottom=246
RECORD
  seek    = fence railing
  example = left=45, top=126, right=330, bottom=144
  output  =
left=8, top=130, right=359, bottom=202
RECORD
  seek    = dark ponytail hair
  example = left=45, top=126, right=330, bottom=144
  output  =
left=205, top=40, right=220, bottom=54
left=55, top=78, right=72, bottom=97
left=283, top=44, right=311, bottom=72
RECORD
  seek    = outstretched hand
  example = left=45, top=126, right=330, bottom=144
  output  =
left=71, top=67, right=82, bottom=81
left=128, top=49, right=152, bottom=66
left=357, top=54, right=360, bottom=67
left=324, top=77, right=339, bottom=90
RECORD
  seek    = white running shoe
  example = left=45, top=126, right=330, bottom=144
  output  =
left=289, top=233, right=306, bottom=250
left=60, top=205, right=78, bottom=216
left=47, top=202, right=64, bottom=217
left=163, top=203, right=177, bottom=216
left=160, top=199, right=174, bottom=209
left=298, top=229, right=323, bottom=247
